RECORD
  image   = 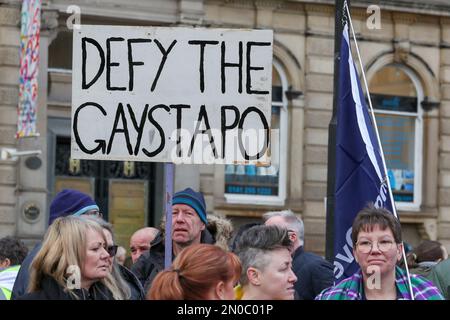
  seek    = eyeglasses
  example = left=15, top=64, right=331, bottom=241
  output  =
left=356, top=239, right=396, bottom=254
left=106, top=245, right=118, bottom=257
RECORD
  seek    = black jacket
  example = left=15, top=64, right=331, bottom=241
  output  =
left=11, top=242, right=42, bottom=300
left=131, top=228, right=215, bottom=293
left=15, top=276, right=115, bottom=300
left=118, top=264, right=145, bottom=300
left=292, top=246, right=335, bottom=300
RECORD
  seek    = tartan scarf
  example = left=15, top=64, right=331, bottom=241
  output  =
left=315, top=266, right=444, bottom=300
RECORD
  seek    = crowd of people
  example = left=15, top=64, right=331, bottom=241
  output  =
left=0, top=187, right=448, bottom=300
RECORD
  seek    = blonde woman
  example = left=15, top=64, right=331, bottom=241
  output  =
left=17, top=216, right=128, bottom=300
left=88, top=217, right=143, bottom=299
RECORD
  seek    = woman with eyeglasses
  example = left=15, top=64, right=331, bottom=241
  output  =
left=316, top=206, right=443, bottom=300
left=90, top=217, right=145, bottom=300
left=16, top=216, right=128, bottom=300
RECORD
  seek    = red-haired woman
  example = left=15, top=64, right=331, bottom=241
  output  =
left=147, top=243, right=241, bottom=300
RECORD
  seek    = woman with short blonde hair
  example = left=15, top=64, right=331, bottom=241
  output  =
left=19, top=216, right=127, bottom=300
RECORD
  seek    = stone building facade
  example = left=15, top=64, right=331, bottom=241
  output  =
left=0, top=0, right=449, bottom=256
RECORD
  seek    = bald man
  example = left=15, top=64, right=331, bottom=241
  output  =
left=130, top=227, right=160, bottom=264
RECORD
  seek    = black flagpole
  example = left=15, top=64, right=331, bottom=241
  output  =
left=325, top=0, right=349, bottom=262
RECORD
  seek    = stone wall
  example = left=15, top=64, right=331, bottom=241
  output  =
left=302, top=4, right=334, bottom=254
left=0, top=1, right=21, bottom=236
left=438, top=18, right=450, bottom=250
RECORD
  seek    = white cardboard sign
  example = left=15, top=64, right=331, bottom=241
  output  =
left=71, top=26, right=273, bottom=164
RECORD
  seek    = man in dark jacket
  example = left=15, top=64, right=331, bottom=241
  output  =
left=264, top=210, right=334, bottom=300
left=11, top=189, right=101, bottom=299
left=132, top=188, right=216, bottom=293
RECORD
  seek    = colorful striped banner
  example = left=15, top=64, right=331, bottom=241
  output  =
left=17, top=0, right=41, bottom=138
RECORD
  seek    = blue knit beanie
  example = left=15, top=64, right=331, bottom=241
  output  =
left=48, top=189, right=99, bottom=225
left=172, top=188, right=207, bottom=224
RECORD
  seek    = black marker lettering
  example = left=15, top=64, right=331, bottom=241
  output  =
left=73, top=102, right=107, bottom=154
left=246, top=42, right=271, bottom=95
left=188, top=40, right=219, bottom=92
left=143, top=104, right=170, bottom=157
left=107, top=103, right=133, bottom=155
left=82, top=38, right=105, bottom=89
left=221, top=41, right=242, bottom=94
left=238, top=107, right=269, bottom=160
left=151, top=39, right=177, bottom=92
left=106, top=37, right=126, bottom=91
left=127, top=39, right=152, bottom=91
left=189, top=105, right=218, bottom=158
left=126, top=103, right=149, bottom=155
left=170, top=104, right=191, bottom=157
left=220, top=105, right=240, bottom=159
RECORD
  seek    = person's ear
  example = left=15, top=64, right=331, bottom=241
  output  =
left=397, top=243, right=403, bottom=262
left=215, top=281, right=226, bottom=300
left=247, top=267, right=261, bottom=286
left=0, top=258, right=11, bottom=268
left=289, top=232, right=297, bottom=243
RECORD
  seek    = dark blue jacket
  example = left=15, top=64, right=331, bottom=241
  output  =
left=292, top=246, right=334, bottom=300
left=11, top=242, right=41, bottom=299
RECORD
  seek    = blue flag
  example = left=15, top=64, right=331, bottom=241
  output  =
left=333, top=24, right=394, bottom=281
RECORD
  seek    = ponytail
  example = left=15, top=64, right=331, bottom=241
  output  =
left=147, top=269, right=184, bottom=300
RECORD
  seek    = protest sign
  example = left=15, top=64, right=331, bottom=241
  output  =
left=71, top=26, right=273, bottom=164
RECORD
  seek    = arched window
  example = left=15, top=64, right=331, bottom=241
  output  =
left=369, top=64, right=423, bottom=210
left=224, top=61, right=288, bottom=205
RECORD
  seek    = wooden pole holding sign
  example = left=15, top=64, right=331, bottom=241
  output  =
left=164, top=162, right=174, bottom=269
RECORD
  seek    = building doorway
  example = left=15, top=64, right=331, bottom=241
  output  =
left=52, top=136, right=157, bottom=250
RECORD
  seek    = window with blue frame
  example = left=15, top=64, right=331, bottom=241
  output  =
left=369, top=64, right=422, bottom=207
left=224, top=65, right=284, bottom=198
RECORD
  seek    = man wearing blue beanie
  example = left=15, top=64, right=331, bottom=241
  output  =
left=171, top=188, right=208, bottom=254
left=132, top=188, right=216, bottom=292
left=11, top=189, right=101, bottom=299
left=172, top=188, right=208, bottom=224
